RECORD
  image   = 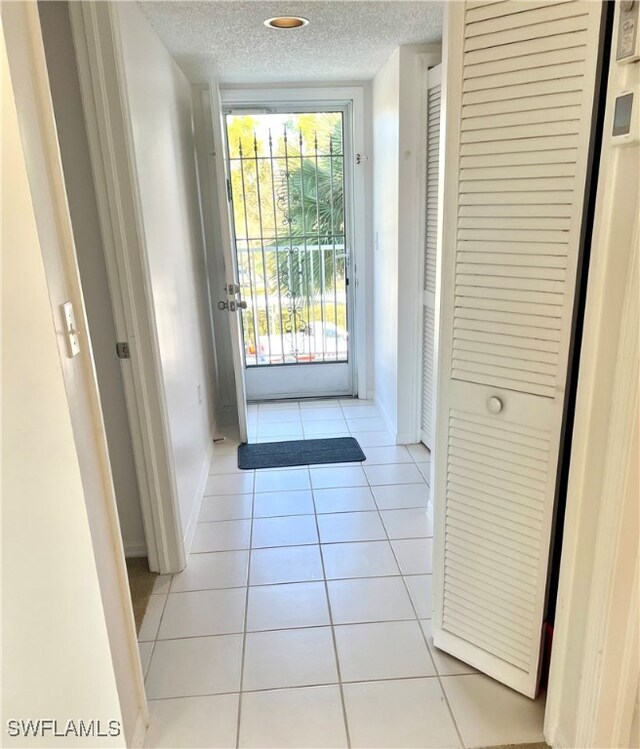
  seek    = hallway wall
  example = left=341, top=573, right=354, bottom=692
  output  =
left=38, top=0, right=146, bottom=557
left=114, top=2, right=217, bottom=548
left=2, top=25, right=123, bottom=743
left=372, top=44, right=440, bottom=442
left=372, top=49, right=401, bottom=432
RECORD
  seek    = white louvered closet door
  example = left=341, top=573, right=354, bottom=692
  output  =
left=432, top=0, right=604, bottom=697
left=421, top=65, right=441, bottom=449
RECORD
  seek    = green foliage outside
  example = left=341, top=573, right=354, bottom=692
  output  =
left=226, top=112, right=347, bottom=346
left=243, top=303, right=348, bottom=353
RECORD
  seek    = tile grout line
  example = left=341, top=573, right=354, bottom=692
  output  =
left=143, top=616, right=449, bottom=645
left=308, top=462, right=353, bottom=749
left=365, top=450, right=467, bottom=749
left=189, top=534, right=432, bottom=556
left=314, top=425, right=450, bottom=744
left=196, top=503, right=428, bottom=523
left=234, top=468, right=257, bottom=749
left=146, top=669, right=456, bottom=704
left=152, top=563, right=435, bottom=599
left=169, top=401, right=438, bottom=744
left=147, top=584, right=171, bottom=650
left=142, top=639, right=156, bottom=682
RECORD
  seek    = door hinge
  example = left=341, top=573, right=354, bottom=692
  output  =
left=226, top=177, right=233, bottom=202
left=62, top=301, right=81, bottom=358
left=116, top=341, right=131, bottom=359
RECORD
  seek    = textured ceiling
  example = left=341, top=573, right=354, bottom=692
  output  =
left=139, top=1, right=444, bottom=84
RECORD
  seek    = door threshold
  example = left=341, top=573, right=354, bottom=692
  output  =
left=248, top=394, right=355, bottom=405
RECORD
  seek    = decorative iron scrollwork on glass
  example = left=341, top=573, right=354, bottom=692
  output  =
left=225, top=111, right=347, bottom=366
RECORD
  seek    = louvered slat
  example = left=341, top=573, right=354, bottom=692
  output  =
left=424, top=83, right=440, bottom=294
left=465, top=29, right=587, bottom=65
left=443, top=409, right=551, bottom=668
left=420, top=67, right=441, bottom=449
left=464, top=13, right=589, bottom=53
left=421, top=306, right=435, bottom=437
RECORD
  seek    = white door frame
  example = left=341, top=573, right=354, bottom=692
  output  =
left=193, top=85, right=247, bottom=428
left=69, top=1, right=185, bottom=573
left=220, top=85, right=368, bottom=401
left=209, top=80, right=250, bottom=440
left=374, top=46, right=441, bottom=445
left=2, top=2, right=147, bottom=742
left=545, top=1, right=640, bottom=741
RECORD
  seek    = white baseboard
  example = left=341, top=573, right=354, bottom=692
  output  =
left=182, top=437, right=215, bottom=556
left=373, top=393, right=398, bottom=444
left=545, top=724, right=571, bottom=749
left=396, top=431, right=418, bottom=445
left=124, top=544, right=147, bottom=558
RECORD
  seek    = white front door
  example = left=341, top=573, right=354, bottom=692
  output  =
left=223, top=105, right=356, bottom=401
left=210, top=85, right=249, bottom=441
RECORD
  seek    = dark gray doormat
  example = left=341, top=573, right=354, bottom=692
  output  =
left=238, top=437, right=366, bottom=470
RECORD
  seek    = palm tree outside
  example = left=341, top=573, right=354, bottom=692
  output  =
left=226, top=111, right=348, bottom=365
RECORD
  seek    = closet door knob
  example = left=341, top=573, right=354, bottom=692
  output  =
left=487, top=396, right=503, bottom=414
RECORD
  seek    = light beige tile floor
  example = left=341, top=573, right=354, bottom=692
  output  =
left=140, top=398, right=546, bottom=748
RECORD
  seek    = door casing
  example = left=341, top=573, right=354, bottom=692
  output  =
left=69, top=0, right=187, bottom=573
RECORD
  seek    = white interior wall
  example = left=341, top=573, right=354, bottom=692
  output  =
left=38, top=0, right=146, bottom=557
left=372, top=44, right=439, bottom=441
left=372, top=48, right=401, bottom=430
left=2, top=26, right=123, bottom=744
left=362, top=81, right=375, bottom=398
left=114, top=2, right=217, bottom=548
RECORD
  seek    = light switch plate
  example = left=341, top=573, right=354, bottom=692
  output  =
left=617, top=0, right=640, bottom=62
left=611, top=90, right=639, bottom=146
left=62, top=301, right=80, bottom=357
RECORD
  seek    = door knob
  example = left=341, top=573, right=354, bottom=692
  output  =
left=486, top=396, right=503, bottom=414
left=218, top=300, right=248, bottom=312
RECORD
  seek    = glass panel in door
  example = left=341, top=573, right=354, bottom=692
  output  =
left=224, top=110, right=353, bottom=400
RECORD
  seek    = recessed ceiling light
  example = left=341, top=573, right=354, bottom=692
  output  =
left=264, top=16, right=309, bottom=29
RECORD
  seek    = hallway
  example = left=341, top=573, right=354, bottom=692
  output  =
left=137, top=399, right=545, bottom=748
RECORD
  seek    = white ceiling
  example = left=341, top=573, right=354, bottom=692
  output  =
left=139, top=1, right=443, bottom=84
